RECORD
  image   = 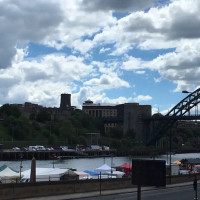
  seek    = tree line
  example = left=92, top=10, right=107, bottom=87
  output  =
left=0, top=104, right=199, bottom=153
left=0, top=104, right=138, bottom=150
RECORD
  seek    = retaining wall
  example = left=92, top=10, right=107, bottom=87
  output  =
left=0, top=174, right=198, bottom=200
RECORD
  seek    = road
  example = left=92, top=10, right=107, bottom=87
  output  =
left=75, top=185, right=196, bottom=200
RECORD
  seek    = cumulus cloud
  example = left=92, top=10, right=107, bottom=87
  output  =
left=133, top=95, right=152, bottom=102
left=122, top=56, right=145, bottom=70
left=84, top=74, right=130, bottom=90
left=99, top=47, right=111, bottom=54
left=149, top=41, right=200, bottom=90
left=0, top=0, right=116, bottom=68
left=135, top=71, right=146, bottom=74
left=1, top=0, right=200, bottom=110
left=154, top=77, right=162, bottom=83
left=122, top=38, right=200, bottom=92
left=0, top=0, right=63, bottom=68
left=79, top=0, right=154, bottom=12
left=0, top=54, right=95, bottom=106
left=93, top=0, right=200, bottom=54
left=73, top=87, right=132, bottom=109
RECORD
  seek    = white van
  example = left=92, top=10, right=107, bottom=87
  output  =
left=28, top=145, right=46, bottom=151
left=28, top=146, right=37, bottom=151
left=36, top=146, right=46, bottom=151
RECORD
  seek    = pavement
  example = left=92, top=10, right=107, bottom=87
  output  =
left=20, top=181, right=194, bottom=200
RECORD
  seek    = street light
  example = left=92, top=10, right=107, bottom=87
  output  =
left=110, top=154, right=113, bottom=178
left=182, top=90, right=191, bottom=94
left=182, top=90, right=193, bottom=115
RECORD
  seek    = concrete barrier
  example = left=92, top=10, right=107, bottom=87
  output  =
left=0, top=174, right=198, bottom=200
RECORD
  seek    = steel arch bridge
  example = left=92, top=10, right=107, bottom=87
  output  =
left=146, top=88, right=200, bottom=146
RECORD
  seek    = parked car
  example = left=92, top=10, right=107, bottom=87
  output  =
left=20, top=147, right=28, bottom=151
left=28, top=145, right=46, bottom=151
left=28, top=146, right=37, bottom=151
left=54, top=147, right=63, bottom=151
left=190, top=165, right=200, bottom=174
left=12, top=147, right=20, bottom=151
left=36, top=146, right=46, bottom=151
left=46, top=147, right=54, bottom=151
left=60, top=146, right=68, bottom=151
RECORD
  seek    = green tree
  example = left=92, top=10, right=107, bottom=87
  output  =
left=0, top=104, right=21, bottom=118
left=48, top=134, right=57, bottom=145
left=36, top=109, right=51, bottom=122
left=59, top=120, right=76, bottom=144
left=4, top=115, right=31, bottom=140
left=110, top=125, right=123, bottom=139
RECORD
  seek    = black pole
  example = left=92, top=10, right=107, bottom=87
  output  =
left=193, top=176, right=198, bottom=200
left=169, top=127, right=172, bottom=184
left=137, top=184, right=141, bottom=200
left=19, top=154, right=23, bottom=181
left=195, top=188, right=198, bottom=200
left=19, top=160, right=22, bottom=180
left=99, top=172, right=101, bottom=196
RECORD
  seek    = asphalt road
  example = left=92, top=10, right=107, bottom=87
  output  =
left=75, top=185, right=197, bottom=200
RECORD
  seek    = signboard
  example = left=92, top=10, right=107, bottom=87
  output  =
left=132, top=159, right=166, bottom=187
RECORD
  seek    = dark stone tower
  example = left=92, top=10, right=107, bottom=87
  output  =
left=60, top=94, right=71, bottom=110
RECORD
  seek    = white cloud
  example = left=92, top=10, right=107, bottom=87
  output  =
left=0, top=53, right=95, bottom=106
left=0, top=0, right=63, bottom=68
left=0, top=0, right=117, bottom=68
left=152, top=107, right=159, bottom=115
left=84, top=74, right=130, bottom=90
left=154, top=77, right=162, bottom=83
left=122, top=56, right=145, bottom=70
left=122, top=39, right=200, bottom=92
left=149, top=40, right=200, bottom=91
left=133, top=95, right=152, bottom=102
left=135, top=70, right=146, bottom=74
left=1, top=0, right=200, bottom=110
left=99, top=47, right=111, bottom=54
left=73, top=87, right=132, bottom=109
left=79, top=0, right=153, bottom=12
left=92, top=0, right=200, bottom=54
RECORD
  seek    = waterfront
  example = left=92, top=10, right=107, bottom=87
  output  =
left=0, top=152, right=200, bottom=172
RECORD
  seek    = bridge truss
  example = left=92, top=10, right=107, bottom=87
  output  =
left=146, top=88, right=200, bottom=146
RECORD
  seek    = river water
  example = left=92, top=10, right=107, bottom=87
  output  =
left=1, top=153, right=200, bottom=172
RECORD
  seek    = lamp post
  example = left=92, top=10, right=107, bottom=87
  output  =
left=169, top=127, right=172, bottom=184
left=19, top=153, right=23, bottom=180
left=110, top=154, right=113, bottom=178
left=182, top=90, right=191, bottom=94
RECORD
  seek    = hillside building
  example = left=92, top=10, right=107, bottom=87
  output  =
left=82, top=100, right=151, bottom=143
left=18, top=94, right=75, bottom=121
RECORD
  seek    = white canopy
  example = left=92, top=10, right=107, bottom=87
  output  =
left=0, top=165, right=21, bottom=183
left=105, top=170, right=125, bottom=178
left=94, top=164, right=112, bottom=173
left=22, top=168, right=70, bottom=181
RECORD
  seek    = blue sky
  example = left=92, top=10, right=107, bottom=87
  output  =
left=0, top=0, right=200, bottom=114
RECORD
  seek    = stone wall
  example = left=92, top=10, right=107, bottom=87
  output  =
left=0, top=178, right=132, bottom=200
left=0, top=175, right=197, bottom=200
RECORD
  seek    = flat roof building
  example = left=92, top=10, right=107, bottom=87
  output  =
left=82, top=100, right=151, bottom=143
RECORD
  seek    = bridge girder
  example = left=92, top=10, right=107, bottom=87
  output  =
left=167, top=88, right=200, bottom=116
left=146, top=88, right=200, bottom=146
